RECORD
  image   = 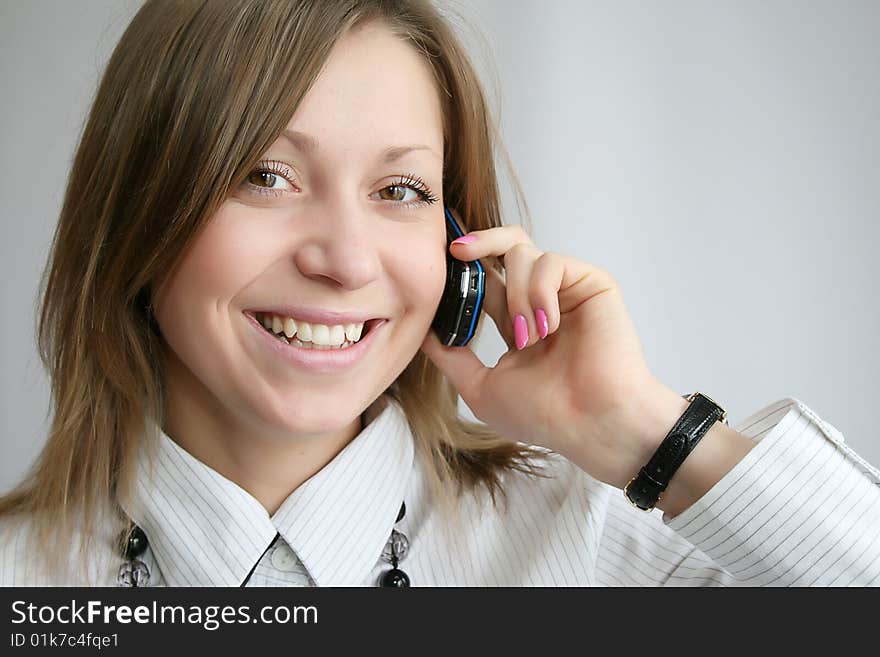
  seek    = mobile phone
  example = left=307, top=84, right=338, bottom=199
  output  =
left=430, top=205, right=485, bottom=347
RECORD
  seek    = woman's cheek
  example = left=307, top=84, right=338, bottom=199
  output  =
left=414, top=242, right=447, bottom=308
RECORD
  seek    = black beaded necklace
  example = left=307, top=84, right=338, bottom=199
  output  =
left=378, top=501, right=410, bottom=587
left=117, top=501, right=411, bottom=587
left=117, top=524, right=150, bottom=587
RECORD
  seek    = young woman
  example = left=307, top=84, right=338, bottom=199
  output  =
left=2, top=0, right=878, bottom=587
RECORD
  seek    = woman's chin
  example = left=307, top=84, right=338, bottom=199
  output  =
left=256, top=403, right=367, bottom=439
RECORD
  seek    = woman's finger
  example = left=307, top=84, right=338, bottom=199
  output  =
left=529, top=251, right=565, bottom=338
left=450, top=223, right=535, bottom=261
left=481, top=263, right=516, bottom=350
left=498, top=241, right=543, bottom=350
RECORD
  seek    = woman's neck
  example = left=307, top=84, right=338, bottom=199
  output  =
left=160, top=351, right=366, bottom=515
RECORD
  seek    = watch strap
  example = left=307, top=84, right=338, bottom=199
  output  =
left=624, top=392, right=727, bottom=511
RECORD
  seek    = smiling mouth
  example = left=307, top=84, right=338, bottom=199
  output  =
left=252, top=312, right=382, bottom=348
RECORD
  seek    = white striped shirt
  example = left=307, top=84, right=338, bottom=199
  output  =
left=2, top=393, right=879, bottom=586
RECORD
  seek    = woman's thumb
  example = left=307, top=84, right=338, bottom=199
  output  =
left=419, top=329, right=488, bottom=406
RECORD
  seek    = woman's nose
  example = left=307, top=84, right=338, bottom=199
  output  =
left=291, top=200, right=382, bottom=289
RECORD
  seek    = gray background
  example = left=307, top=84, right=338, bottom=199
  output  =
left=2, top=0, right=878, bottom=493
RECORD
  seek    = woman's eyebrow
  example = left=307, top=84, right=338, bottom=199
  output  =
left=281, top=128, right=440, bottom=163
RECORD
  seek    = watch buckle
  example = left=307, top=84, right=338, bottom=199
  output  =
left=686, top=392, right=728, bottom=425
left=623, top=476, right=657, bottom=512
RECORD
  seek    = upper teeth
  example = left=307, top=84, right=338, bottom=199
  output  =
left=259, top=313, right=365, bottom=346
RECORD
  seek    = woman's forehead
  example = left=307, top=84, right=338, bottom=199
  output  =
left=278, top=25, right=444, bottom=157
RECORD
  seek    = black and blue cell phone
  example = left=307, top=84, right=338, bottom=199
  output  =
left=430, top=205, right=485, bottom=347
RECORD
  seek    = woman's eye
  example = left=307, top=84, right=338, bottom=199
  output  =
left=374, top=184, right=421, bottom=205
left=242, top=168, right=295, bottom=198
left=372, top=173, right=440, bottom=209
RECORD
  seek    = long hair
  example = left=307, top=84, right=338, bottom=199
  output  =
left=0, top=0, right=552, bottom=582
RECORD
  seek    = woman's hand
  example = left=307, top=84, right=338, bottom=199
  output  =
left=419, top=212, right=691, bottom=489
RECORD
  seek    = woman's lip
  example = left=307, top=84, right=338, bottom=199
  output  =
left=244, top=312, right=386, bottom=374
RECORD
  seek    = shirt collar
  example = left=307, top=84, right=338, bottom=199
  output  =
left=121, top=393, right=414, bottom=587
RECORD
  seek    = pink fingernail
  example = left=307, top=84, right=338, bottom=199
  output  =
left=514, top=314, right=528, bottom=350
left=535, top=308, right=548, bottom=339
left=451, top=234, right=476, bottom=245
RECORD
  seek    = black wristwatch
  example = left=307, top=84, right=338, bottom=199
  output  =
left=623, top=392, right=728, bottom=512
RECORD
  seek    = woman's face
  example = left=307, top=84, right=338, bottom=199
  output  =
left=153, top=22, right=446, bottom=440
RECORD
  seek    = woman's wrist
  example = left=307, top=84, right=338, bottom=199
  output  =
left=654, top=408, right=756, bottom=518
left=562, top=381, right=756, bottom=518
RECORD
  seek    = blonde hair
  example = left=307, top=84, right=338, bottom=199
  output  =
left=1, top=0, right=553, bottom=582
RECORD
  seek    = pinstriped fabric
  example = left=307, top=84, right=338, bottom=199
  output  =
left=2, top=394, right=879, bottom=586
